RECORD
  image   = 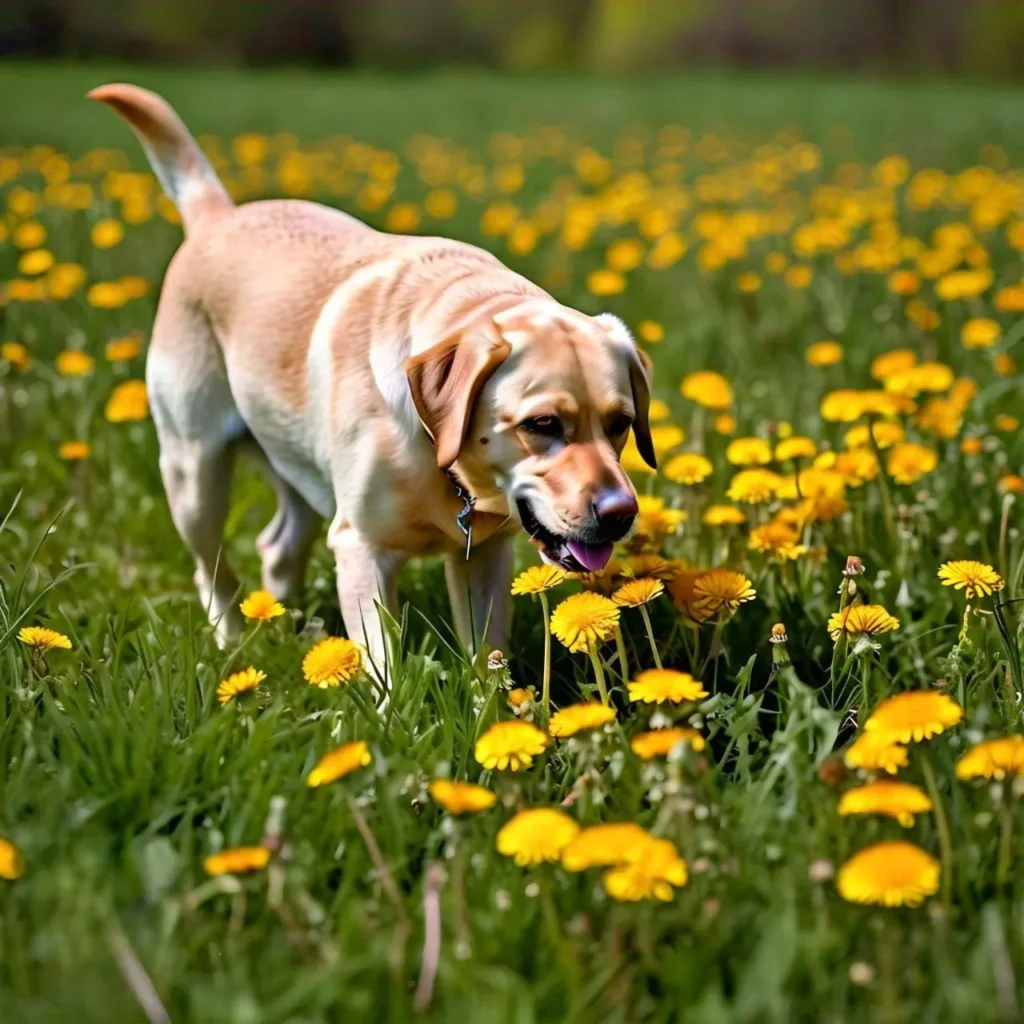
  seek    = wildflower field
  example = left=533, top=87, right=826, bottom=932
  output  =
left=2, top=64, right=1024, bottom=1022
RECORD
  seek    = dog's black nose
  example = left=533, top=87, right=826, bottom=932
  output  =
left=593, top=489, right=638, bottom=540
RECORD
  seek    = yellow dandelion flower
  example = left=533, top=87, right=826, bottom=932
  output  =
left=620, top=432, right=658, bottom=475
left=474, top=720, right=549, bottom=771
left=884, top=362, right=955, bottom=398
left=106, top=335, right=142, bottom=362
left=961, top=318, right=1001, bottom=350
left=994, top=352, right=1016, bottom=376
left=994, top=413, right=1018, bottom=432
left=749, top=520, right=805, bottom=560
left=837, top=841, right=939, bottom=908
left=998, top=473, right=1024, bottom=493
left=649, top=424, right=684, bottom=455
left=428, top=779, right=497, bottom=815
left=549, top=592, right=620, bottom=653
left=844, top=421, right=905, bottom=449
left=17, top=626, right=71, bottom=651
left=507, top=687, right=533, bottom=710
left=838, top=781, right=932, bottom=828
left=785, top=264, right=813, bottom=289
left=562, top=822, right=652, bottom=871
left=775, top=436, right=817, bottom=461
left=935, top=267, right=991, bottom=301
left=833, top=448, right=879, bottom=487
left=727, top=468, right=782, bottom=504
left=105, top=380, right=149, bottom=422
left=87, top=281, right=128, bottom=309
left=871, top=349, right=917, bottom=382
left=631, top=727, right=705, bottom=760
left=726, top=437, right=772, bottom=466
left=58, top=441, right=90, bottom=461
left=18, top=249, right=54, bottom=276
left=1, top=342, right=30, bottom=371
left=511, top=565, right=568, bottom=596
left=956, top=737, right=1024, bottom=780
left=960, top=436, right=984, bottom=455
left=938, top=560, right=1004, bottom=599
left=692, top=569, right=756, bottom=618
left=496, top=808, right=579, bottom=866
left=887, top=269, right=920, bottom=295
left=204, top=846, right=270, bottom=876
left=714, top=413, right=737, bottom=435
left=648, top=398, right=670, bottom=421
left=548, top=702, right=616, bottom=738
left=637, top=320, right=664, bottom=343
left=13, top=221, right=46, bottom=249
left=827, top=604, right=900, bottom=642
left=216, top=666, right=265, bottom=705
left=628, top=668, right=707, bottom=705
left=844, top=732, right=908, bottom=775
left=55, top=350, right=94, bottom=377
left=587, top=268, right=626, bottom=297
left=621, top=553, right=676, bottom=580
left=0, top=839, right=23, bottom=881
left=885, top=443, right=938, bottom=484
left=702, top=504, right=746, bottom=526
left=613, top=577, right=664, bottom=608
left=664, top=452, right=713, bottom=485
left=603, top=837, right=688, bottom=902
left=307, top=740, right=372, bottom=787
left=302, top=637, right=362, bottom=688
left=680, top=370, right=733, bottom=410
left=915, top=397, right=962, bottom=440
left=994, top=284, right=1024, bottom=312
left=864, top=691, right=963, bottom=745
left=807, top=341, right=844, bottom=367
left=91, top=218, right=125, bottom=249
left=239, top=589, right=286, bottom=621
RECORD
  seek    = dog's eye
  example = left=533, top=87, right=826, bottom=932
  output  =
left=607, top=414, right=633, bottom=437
left=521, top=416, right=563, bottom=438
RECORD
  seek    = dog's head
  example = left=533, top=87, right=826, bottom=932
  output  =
left=407, top=302, right=656, bottom=572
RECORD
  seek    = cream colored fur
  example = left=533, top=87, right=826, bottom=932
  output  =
left=90, top=83, right=655, bottom=676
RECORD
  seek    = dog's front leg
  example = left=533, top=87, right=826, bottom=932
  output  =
left=444, top=533, right=515, bottom=656
left=328, top=522, right=402, bottom=685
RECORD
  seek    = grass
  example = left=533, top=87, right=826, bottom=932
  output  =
left=1, top=62, right=1024, bottom=1022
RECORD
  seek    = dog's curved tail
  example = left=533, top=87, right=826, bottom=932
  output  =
left=88, top=83, right=233, bottom=232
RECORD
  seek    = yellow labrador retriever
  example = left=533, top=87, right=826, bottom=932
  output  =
left=90, top=83, right=656, bottom=671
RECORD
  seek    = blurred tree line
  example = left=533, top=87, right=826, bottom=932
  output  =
left=4, top=0, right=1024, bottom=77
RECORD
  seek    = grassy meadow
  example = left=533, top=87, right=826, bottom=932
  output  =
left=1, top=63, right=1024, bottom=1022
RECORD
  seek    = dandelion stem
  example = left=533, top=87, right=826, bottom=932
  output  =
left=997, top=785, right=1014, bottom=889
left=829, top=579, right=851, bottom=695
left=614, top=627, right=629, bottom=681
left=588, top=647, right=610, bottom=705
left=538, top=592, right=552, bottom=719
left=639, top=605, right=662, bottom=669
left=866, top=416, right=896, bottom=537
left=920, top=750, right=954, bottom=908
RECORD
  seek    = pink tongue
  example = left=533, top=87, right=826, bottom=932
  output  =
left=567, top=540, right=614, bottom=572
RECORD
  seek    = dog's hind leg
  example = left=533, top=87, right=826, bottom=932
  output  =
left=147, top=289, right=244, bottom=646
left=255, top=468, right=321, bottom=600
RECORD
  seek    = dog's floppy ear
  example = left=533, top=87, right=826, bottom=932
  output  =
left=407, top=319, right=512, bottom=470
left=594, top=313, right=657, bottom=470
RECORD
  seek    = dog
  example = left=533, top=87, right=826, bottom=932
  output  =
left=90, top=83, right=656, bottom=673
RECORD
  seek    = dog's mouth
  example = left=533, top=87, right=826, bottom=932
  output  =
left=516, top=499, right=615, bottom=573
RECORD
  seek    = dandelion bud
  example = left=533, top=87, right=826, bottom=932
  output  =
left=769, top=623, right=788, bottom=644
left=843, top=555, right=865, bottom=577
